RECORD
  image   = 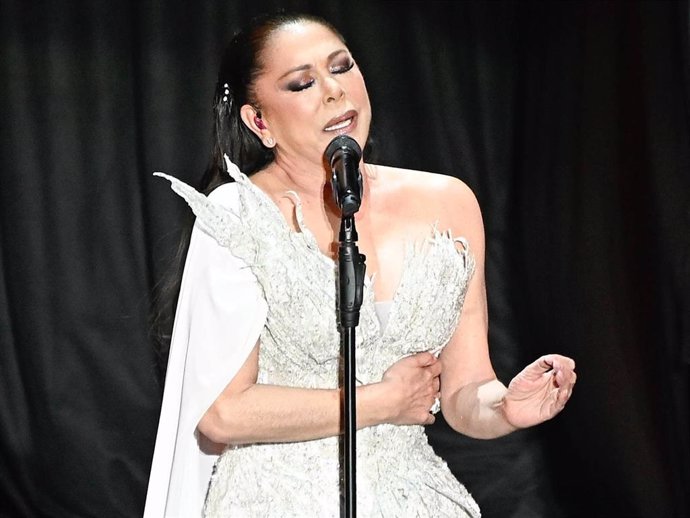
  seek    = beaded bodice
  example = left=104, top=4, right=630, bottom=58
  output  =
left=156, top=160, right=480, bottom=517
left=157, top=164, right=474, bottom=388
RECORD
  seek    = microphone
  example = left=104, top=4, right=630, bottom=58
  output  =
left=325, top=135, right=363, bottom=217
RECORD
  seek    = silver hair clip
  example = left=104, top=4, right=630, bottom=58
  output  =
left=222, top=83, right=229, bottom=102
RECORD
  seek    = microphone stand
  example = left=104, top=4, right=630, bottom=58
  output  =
left=337, top=213, right=366, bottom=518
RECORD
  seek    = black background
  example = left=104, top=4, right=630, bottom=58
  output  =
left=1, top=1, right=688, bottom=517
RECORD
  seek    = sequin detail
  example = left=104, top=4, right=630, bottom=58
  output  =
left=155, top=161, right=480, bottom=517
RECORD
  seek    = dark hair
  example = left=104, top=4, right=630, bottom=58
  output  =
left=198, top=12, right=346, bottom=193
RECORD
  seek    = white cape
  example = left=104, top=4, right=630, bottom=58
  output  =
left=143, top=183, right=267, bottom=517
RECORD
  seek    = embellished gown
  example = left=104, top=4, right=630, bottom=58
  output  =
left=148, top=161, right=481, bottom=517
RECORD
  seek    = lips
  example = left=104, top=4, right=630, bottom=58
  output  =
left=324, top=110, right=357, bottom=132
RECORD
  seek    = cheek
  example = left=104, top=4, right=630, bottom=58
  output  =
left=270, top=96, right=318, bottom=130
left=349, top=73, right=370, bottom=107
left=283, top=91, right=322, bottom=117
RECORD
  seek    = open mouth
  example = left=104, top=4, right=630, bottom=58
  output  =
left=325, top=118, right=353, bottom=131
left=324, top=110, right=357, bottom=132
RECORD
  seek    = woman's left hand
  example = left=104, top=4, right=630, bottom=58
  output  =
left=502, top=354, right=577, bottom=429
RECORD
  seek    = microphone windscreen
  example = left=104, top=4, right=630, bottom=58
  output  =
left=325, top=135, right=362, bottom=164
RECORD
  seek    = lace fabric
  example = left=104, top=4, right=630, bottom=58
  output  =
left=155, top=160, right=480, bottom=517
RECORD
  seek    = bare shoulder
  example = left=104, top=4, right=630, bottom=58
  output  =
left=368, top=164, right=482, bottom=236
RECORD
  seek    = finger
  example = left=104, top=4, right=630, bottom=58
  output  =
left=547, top=354, right=576, bottom=373
left=559, top=356, right=576, bottom=371
left=554, top=367, right=577, bottom=388
left=427, top=360, right=443, bottom=377
left=415, top=351, right=437, bottom=367
left=537, top=355, right=556, bottom=372
left=566, top=357, right=576, bottom=371
left=405, top=351, right=436, bottom=367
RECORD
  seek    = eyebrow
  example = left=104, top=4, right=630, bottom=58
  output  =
left=277, top=49, right=349, bottom=80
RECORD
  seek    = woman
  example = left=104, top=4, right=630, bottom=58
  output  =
left=144, top=12, right=576, bottom=518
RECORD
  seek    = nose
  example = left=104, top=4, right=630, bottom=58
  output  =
left=322, top=76, right=344, bottom=104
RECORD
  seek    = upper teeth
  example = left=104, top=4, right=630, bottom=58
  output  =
left=325, top=118, right=352, bottom=131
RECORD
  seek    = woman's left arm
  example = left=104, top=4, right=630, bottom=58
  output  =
left=436, top=177, right=576, bottom=439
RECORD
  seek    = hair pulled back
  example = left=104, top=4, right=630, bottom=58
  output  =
left=200, top=12, right=345, bottom=192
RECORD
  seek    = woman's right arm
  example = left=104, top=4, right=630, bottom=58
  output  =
left=197, top=345, right=441, bottom=446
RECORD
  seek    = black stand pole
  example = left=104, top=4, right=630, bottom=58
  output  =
left=337, top=215, right=366, bottom=518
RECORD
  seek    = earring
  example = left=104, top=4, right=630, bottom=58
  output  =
left=222, top=83, right=229, bottom=103
left=265, top=137, right=275, bottom=147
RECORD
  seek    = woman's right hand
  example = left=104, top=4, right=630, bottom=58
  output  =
left=378, top=352, right=442, bottom=426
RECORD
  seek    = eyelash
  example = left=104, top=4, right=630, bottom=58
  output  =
left=332, top=60, right=355, bottom=75
left=288, top=60, right=355, bottom=92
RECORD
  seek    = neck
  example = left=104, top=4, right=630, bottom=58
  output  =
left=253, top=155, right=374, bottom=224
left=269, top=153, right=329, bottom=201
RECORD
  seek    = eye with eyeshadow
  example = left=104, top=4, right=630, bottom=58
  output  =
left=284, top=54, right=355, bottom=92
left=287, top=78, right=315, bottom=92
left=330, top=59, right=355, bottom=75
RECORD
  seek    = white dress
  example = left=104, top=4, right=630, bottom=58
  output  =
left=145, top=160, right=481, bottom=517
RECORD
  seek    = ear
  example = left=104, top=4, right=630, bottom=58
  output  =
left=240, top=104, right=266, bottom=139
left=240, top=104, right=276, bottom=149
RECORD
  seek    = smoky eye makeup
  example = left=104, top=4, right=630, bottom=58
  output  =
left=330, top=58, right=355, bottom=74
left=286, top=77, right=315, bottom=92
left=282, top=53, right=355, bottom=92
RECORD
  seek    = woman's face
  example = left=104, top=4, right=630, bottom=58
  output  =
left=246, top=21, right=371, bottom=167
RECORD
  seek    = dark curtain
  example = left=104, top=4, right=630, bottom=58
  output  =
left=1, top=1, right=688, bottom=517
